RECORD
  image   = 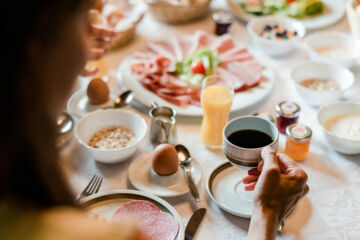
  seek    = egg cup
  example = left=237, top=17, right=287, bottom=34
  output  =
left=149, top=168, right=182, bottom=187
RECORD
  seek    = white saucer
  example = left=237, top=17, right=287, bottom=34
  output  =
left=206, top=162, right=254, bottom=218
left=67, top=88, right=120, bottom=118
left=128, top=152, right=202, bottom=198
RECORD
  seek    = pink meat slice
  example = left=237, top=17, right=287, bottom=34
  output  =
left=112, top=200, right=179, bottom=240
left=220, top=47, right=253, bottom=63
left=188, top=30, right=217, bottom=54
left=210, top=34, right=235, bottom=54
left=223, top=60, right=263, bottom=88
left=148, top=41, right=176, bottom=61
left=215, top=67, right=246, bottom=91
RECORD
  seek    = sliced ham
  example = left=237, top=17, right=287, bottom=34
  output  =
left=130, top=30, right=265, bottom=107
left=112, top=200, right=179, bottom=240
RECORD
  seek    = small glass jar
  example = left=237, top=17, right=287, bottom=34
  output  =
left=276, top=101, right=300, bottom=134
left=212, top=11, right=232, bottom=36
left=285, top=124, right=312, bottom=161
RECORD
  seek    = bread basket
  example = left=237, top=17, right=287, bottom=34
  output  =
left=146, top=0, right=211, bottom=24
left=110, top=1, right=146, bottom=48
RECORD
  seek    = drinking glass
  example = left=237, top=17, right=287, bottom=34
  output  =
left=200, top=75, right=234, bottom=150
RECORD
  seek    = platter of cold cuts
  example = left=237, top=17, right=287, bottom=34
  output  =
left=118, top=30, right=275, bottom=116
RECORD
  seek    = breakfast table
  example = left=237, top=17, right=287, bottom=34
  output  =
left=60, top=0, right=360, bottom=239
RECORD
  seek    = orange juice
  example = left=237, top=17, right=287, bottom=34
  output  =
left=201, top=85, right=233, bottom=149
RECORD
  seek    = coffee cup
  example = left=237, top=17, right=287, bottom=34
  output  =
left=223, top=116, right=279, bottom=168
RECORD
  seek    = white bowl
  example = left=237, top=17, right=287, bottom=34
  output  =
left=291, top=61, right=354, bottom=107
left=247, top=16, right=305, bottom=57
left=317, top=101, right=360, bottom=155
left=75, top=109, right=147, bottom=163
left=304, top=31, right=360, bottom=68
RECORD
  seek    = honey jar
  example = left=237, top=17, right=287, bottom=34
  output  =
left=285, top=124, right=312, bottom=161
left=276, top=101, right=300, bottom=134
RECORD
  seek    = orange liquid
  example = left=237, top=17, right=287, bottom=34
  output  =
left=285, top=138, right=310, bottom=161
left=200, top=86, right=233, bottom=149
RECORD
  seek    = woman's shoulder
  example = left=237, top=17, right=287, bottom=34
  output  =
left=1, top=204, right=145, bottom=240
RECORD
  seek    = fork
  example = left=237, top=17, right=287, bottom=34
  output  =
left=76, top=175, right=103, bottom=201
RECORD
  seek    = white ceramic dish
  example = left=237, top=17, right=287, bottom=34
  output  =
left=228, top=0, right=345, bottom=30
left=118, top=56, right=275, bottom=116
left=247, top=16, right=305, bottom=57
left=67, top=88, right=121, bottom=119
left=80, top=189, right=184, bottom=240
left=317, top=101, right=360, bottom=155
left=128, top=152, right=202, bottom=197
left=75, top=109, right=147, bottom=163
left=206, top=162, right=253, bottom=218
left=291, top=61, right=355, bottom=106
left=304, top=31, right=360, bottom=68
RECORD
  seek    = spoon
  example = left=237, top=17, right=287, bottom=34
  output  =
left=103, top=90, right=134, bottom=109
left=56, top=112, right=74, bottom=147
left=175, top=144, right=200, bottom=202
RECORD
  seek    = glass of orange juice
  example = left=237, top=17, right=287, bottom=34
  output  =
left=200, top=75, right=234, bottom=150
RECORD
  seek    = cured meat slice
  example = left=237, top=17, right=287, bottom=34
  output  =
left=148, top=41, right=176, bottom=61
left=112, top=200, right=179, bottom=240
left=220, top=47, right=253, bottom=63
left=223, top=60, right=263, bottom=88
left=210, top=34, right=235, bottom=54
left=188, top=30, right=217, bottom=54
left=215, top=67, right=246, bottom=92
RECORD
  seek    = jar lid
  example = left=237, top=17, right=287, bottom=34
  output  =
left=276, top=101, right=301, bottom=118
left=286, top=124, right=312, bottom=142
left=212, top=10, right=232, bottom=24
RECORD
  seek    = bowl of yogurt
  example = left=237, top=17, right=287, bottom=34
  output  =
left=304, top=31, right=360, bottom=68
left=317, top=101, right=360, bottom=155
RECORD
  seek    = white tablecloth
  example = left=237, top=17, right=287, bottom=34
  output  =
left=61, top=1, right=360, bottom=239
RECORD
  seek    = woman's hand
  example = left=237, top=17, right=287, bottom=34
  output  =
left=82, top=9, right=117, bottom=76
left=245, top=147, right=309, bottom=240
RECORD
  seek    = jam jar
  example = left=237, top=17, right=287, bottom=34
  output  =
left=276, top=101, right=300, bottom=134
left=212, top=11, right=232, bottom=36
left=285, top=124, right=312, bottom=161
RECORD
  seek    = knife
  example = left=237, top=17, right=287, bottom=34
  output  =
left=185, top=208, right=207, bottom=240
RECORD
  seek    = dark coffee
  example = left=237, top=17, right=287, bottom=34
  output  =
left=227, top=130, right=273, bottom=149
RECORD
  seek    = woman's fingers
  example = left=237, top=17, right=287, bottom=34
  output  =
left=244, top=182, right=257, bottom=191
left=243, top=174, right=259, bottom=184
left=89, top=24, right=117, bottom=40
left=81, top=67, right=99, bottom=77
left=261, top=147, right=279, bottom=172
left=248, top=167, right=261, bottom=175
left=88, top=48, right=107, bottom=60
left=277, top=153, right=298, bottom=172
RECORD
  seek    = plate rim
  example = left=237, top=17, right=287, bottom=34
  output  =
left=80, top=189, right=185, bottom=240
left=227, top=0, right=345, bottom=30
left=206, top=162, right=252, bottom=219
left=128, top=152, right=203, bottom=197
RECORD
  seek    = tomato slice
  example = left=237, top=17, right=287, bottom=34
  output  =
left=285, top=0, right=297, bottom=3
left=191, top=61, right=206, bottom=74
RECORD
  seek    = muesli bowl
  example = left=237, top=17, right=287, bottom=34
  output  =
left=75, top=109, right=147, bottom=163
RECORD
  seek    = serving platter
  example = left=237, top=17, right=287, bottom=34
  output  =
left=80, top=189, right=185, bottom=240
left=118, top=56, right=275, bottom=117
left=227, top=0, right=345, bottom=30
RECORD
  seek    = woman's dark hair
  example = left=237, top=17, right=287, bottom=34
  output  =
left=0, top=1, right=91, bottom=209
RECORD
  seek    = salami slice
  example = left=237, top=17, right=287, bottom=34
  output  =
left=112, top=200, right=179, bottom=240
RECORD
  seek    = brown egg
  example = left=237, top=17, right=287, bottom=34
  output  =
left=152, top=144, right=179, bottom=176
left=87, top=78, right=110, bottom=105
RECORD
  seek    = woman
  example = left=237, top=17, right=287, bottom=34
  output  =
left=0, top=0, right=308, bottom=239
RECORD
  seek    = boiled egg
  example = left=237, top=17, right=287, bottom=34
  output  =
left=87, top=78, right=110, bottom=105
left=152, top=144, right=179, bottom=176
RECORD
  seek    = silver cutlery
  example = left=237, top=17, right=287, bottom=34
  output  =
left=56, top=111, right=74, bottom=148
left=175, top=144, right=200, bottom=202
left=103, top=90, right=134, bottom=109
left=185, top=208, right=207, bottom=240
left=76, top=175, right=103, bottom=201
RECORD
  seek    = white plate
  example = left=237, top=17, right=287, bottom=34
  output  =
left=228, top=0, right=345, bottom=30
left=118, top=56, right=275, bottom=117
left=80, top=189, right=184, bottom=240
left=206, top=162, right=254, bottom=218
left=128, top=152, right=202, bottom=197
left=67, top=88, right=121, bottom=119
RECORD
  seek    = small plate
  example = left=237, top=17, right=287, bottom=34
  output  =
left=67, top=88, right=120, bottom=119
left=80, top=189, right=184, bottom=240
left=128, top=152, right=202, bottom=197
left=206, top=162, right=254, bottom=218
